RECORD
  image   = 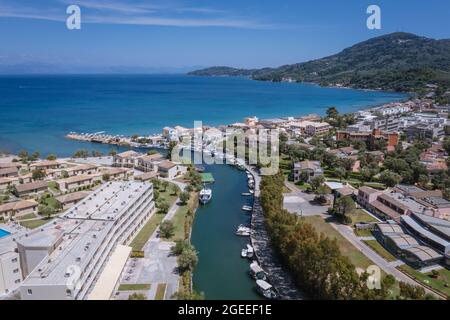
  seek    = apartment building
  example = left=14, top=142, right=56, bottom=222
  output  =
left=19, top=181, right=155, bottom=300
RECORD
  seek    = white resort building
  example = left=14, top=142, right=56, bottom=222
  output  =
left=0, top=181, right=154, bottom=300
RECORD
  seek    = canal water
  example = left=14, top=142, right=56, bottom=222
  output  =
left=191, top=163, right=262, bottom=300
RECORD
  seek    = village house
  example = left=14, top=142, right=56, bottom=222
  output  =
left=57, top=175, right=94, bottom=191
left=112, top=150, right=141, bottom=168
left=101, top=167, right=131, bottom=180
left=134, top=171, right=158, bottom=182
left=156, top=160, right=179, bottom=179
left=292, top=160, right=323, bottom=183
left=0, top=167, right=18, bottom=178
left=29, top=160, right=63, bottom=171
left=0, top=199, right=38, bottom=220
left=336, top=128, right=399, bottom=151
left=135, top=153, right=164, bottom=172
left=55, top=191, right=89, bottom=209
left=65, top=164, right=98, bottom=176
left=14, top=181, right=48, bottom=197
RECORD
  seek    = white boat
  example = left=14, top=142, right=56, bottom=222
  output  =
left=241, top=192, right=252, bottom=196
left=242, top=205, right=252, bottom=212
left=256, top=280, right=278, bottom=299
left=235, top=224, right=251, bottom=236
left=241, top=248, right=248, bottom=258
left=199, top=188, right=212, bottom=205
left=246, top=244, right=254, bottom=258
left=249, top=261, right=266, bottom=280
left=249, top=189, right=254, bottom=194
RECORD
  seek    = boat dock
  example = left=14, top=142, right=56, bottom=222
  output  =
left=246, top=165, right=303, bottom=300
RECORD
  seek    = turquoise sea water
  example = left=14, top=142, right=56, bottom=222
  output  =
left=0, top=75, right=406, bottom=156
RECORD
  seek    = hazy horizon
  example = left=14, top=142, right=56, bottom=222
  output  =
left=1, top=0, right=449, bottom=73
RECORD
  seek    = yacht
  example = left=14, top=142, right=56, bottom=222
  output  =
left=235, top=224, right=251, bottom=236
left=256, top=280, right=278, bottom=299
left=246, top=244, right=254, bottom=258
left=199, top=187, right=212, bottom=205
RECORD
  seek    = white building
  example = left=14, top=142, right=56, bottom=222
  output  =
left=18, top=181, right=155, bottom=300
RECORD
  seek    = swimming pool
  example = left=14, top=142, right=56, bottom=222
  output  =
left=0, top=228, right=11, bottom=238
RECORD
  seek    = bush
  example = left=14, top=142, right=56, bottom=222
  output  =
left=159, top=220, right=175, bottom=238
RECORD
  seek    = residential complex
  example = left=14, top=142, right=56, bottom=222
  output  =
left=0, top=181, right=155, bottom=300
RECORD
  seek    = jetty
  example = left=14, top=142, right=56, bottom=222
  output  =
left=246, top=165, right=304, bottom=300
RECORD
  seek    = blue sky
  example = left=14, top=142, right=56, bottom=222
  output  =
left=0, top=0, right=449, bottom=70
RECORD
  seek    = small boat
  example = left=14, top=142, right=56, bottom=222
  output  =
left=256, top=280, right=278, bottom=299
left=241, top=248, right=248, bottom=258
left=246, top=244, right=254, bottom=258
left=235, top=224, right=251, bottom=236
left=249, top=189, right=254, bottom=194
left=249, top=261, right=266, bottom=280
left=241, top=192, right=252, bottom=196
left=242, top=205, right=252, bottom=212
left=199, top=187, right=212, bottom=205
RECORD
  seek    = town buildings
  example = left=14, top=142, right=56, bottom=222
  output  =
left=292, top=160, right=323, bottom=183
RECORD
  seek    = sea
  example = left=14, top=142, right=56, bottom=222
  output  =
left=0, top=74, right=407, bottom=157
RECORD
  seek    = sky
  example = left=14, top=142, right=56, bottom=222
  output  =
left=0, top=0, right=449, bottom=71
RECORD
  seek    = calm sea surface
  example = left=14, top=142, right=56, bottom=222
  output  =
left=0, top=74, right=406, bottom=156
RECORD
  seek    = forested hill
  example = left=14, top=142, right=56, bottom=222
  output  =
left=188, top=32, right=450, bottom=99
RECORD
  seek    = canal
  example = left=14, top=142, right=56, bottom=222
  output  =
left=191, top=163, right=262, bottom=300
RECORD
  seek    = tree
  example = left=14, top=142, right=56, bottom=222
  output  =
left=158, top=201, right=170, bottom=214
left=38, top=205, right=55, bottom=218
left=170, top=184, right=179, bottom=196
left=296, top=170, right=310, bottom=184
left=168, top=141, right=178, bottom=160
left=108, top=148, right=117, bottom=156
left=333, top=167, right=348, bottom=181
left=171, top=239, right=192, bottom=256
left=179, top=191, right=190, bottom=205
left=102, top=173, right=111, bottom=181
left=151, top=178, right=161, bottom=190
left=398, top=282, right=427, bottom=300
left=380, top=170, right=402, bottom=187
left=178, top=247, right=198, bottom=272
left=46, top=154, right=57, bottom=160
left=18, top=150, right=28, bottom=159
left=159, top=220, right=175, bottom=239
left=161, top=180, right=169, bottom=192
left=310, top=175, right=325, bottom=192
left=61, top=170, right=69, bottom=179
left=31, top=169, right=46, bottom=181
left=147, top=149, right=159, bottom=155
left=31, top=151, right=40, bottom=161
left=326, top=106, right=339, bottom=119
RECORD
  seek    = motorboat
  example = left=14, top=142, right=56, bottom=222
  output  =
left=256, top=280, right=278, bottom=299
left=241, top=248, right=248, bottom=258
left=246, top=244, right=254, bottom=258
left=249, top=261, right=266, bottom=280
left=242, top=205, right=252, bottom=212
left=235, top=224, right=251, bottom=236
left=199, top=187, right=212, bottom=205
left=241, top=192, right=252, bottom=196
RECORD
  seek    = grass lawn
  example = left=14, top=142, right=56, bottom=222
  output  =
left=130, top=183, right=179, bottom=251
left=20, top=218, right=51, bottom=229
left=155, top=283, right=167, bottom=300
left=349, top=209, right=379, bottom=226
left=363, top=240, right=397, bottom=262
left=398, top=265, right=450, bottom=298
left=16, top=213, right=37, bottom=220
left=294, top=182, right=311, bottom=191
left=303, top=216, right=375, bottom=270
left=354, top=228, right=373, bottom=237
left=130, top=212, right=165, bottom=251
left=47, top=181, right=60, bottom=193
left=118, top=283, right=151, bottom=291
left=169, top=192, right=198, bottom=241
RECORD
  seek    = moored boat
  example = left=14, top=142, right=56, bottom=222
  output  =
left=199, top=187, right=212, bottom=205
left=256, top=280, right=278, bottom=299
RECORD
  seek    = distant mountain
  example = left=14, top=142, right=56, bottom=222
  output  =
left=188, top=32, right=450, bottom=96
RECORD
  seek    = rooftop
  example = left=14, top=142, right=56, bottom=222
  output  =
left=0, top=199, right=38, bottom=213
left=15, top=181, right=48, bottom=193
